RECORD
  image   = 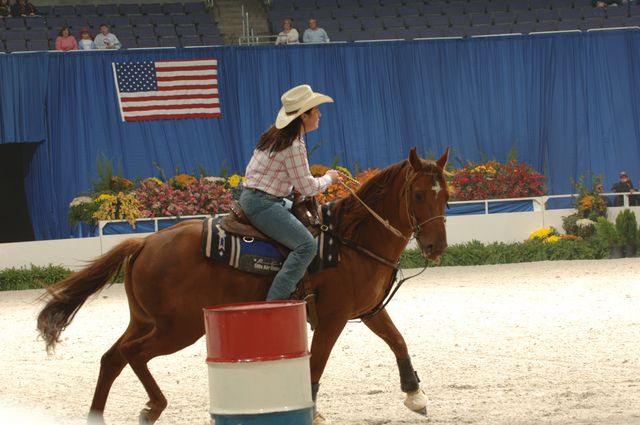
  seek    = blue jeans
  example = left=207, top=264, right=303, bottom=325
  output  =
left=239, top=189, right=317, bottom=300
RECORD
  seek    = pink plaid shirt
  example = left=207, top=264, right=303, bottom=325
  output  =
left=244, top=137, right=332, bottom=197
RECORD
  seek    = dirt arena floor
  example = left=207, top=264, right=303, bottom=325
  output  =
left=0, top=259, right=639, bottom=425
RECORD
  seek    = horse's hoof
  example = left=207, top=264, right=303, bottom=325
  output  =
left=87, top=411, right=106, bottom=425
left=313, top=411, right=332, bottom=425
left=403, top=388, right=428, bottom=415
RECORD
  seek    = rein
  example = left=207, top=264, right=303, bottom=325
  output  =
left=329, top=165, right=445, bottom=320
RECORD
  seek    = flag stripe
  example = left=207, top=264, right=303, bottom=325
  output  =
left=125, top=113, right=220, bottom=121
left=113, top=58, right=219, bottom=122
left=120, top=94, right=219, bottom=102
left=156, top=66, right=217, bottom=73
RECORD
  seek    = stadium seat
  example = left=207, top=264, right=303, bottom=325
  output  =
left=159, top=36, right=180, bottom=47
left=382, top=16, right=404, bottom=29
left=137, top=36, right=160, bottom=48
left=466, top=3, right=487, bottom=15
left=75, top=5, right=97, bottom=16
left=555, top=20, right=581, bottom=31
left=418, top=27, right=443, bottom=38
left=54, top=5, right=75, bottom=17
left=37, top=5, right=53, bottom=16
left=201, top=34, right=223, bottom=45
left=172, top=15, right=194, bottom=26
left=27, top=17, right=47, bottom=30
left=374, top=29, right=398, bottom=39
left=181, top=35, right=202, bottom=46
left=375, top=6, right=397, bottom=18
left=67, top=17, right=88, bottom=30
left=467, top=26, right=491, bottom=37
left=493, top=11, right=515, bottom=25
left=4, top=29, right=26, bottom=40
left=422, top=4, right=443, bottom=16
left=339, top=17, right=362, bottom=31
left=537, top=10, right=559, bottom=23
left=396, top=27, right=422, bottom=39
left=333, top=8, right=355, bottom=19
left=109, top=16, right=131, bottom=27
left=5, top=39, right=27, bottom=51
left=512, top=22, right=535, bottom=34
left=26, top=29, right=47, bottom=40
left=151, top=15, right=174, bottom=26
left=396, top=6, right=420, bottom=17
left=176, top=25, right=197, bottom=36
left=581, top=17, right=603, bottom=30
left=581, top=7, right=606, bottom=19
left=317, top=0, right=338, bottom=9
left=184, top=2, right=206, bottom=14
left=602, top=17, right=626, bottom=28
left=442, top=26, right=467, bottom=37
left=96, top=4, right=119, bottom=16
left=486, top=2, right=509, bottom=14
left=5, top=18, right=26, bottom=29
left=533, top=21, right=558, bottom=32
left=557, top=8, right=582, bottom=22
left=115, top=26, right=135, bottom=38
left=155, top=25, right=176, bottom=37
left=607, top=7, right=629, bottom=19
left=119, top=4, right=141, bottom=16
left=404, top=15, right=426, bottom=28
left=163, top=3, right=184, bottom=14
left=427, top=15, right=450, bottom=28
left=140, top=4, right=164, bottom=16
left=450, top=15, right=471, bottom=27
left=351, top=30, right=375, bottom=41
left=27, top=39, right=49, bottom=50
left=530, top=0, right=553, bottom=11
left=197, top=24, right=220, bottom=36
left=339, top=0, right=360, bottom=9
left=509, top=0, right=530, bottom=12
left=134, top=26, right=156, bottom=38
left=515, top=11, right=537, bottom=24
left=130, top=16, right=154, bottom=27
left=491, top=23, right=512, bottom=35
left=360, top=16, right=382, bottom=31
left=118, top=36, right=137, bottom=48
left=471, top=14, right=492, bottom=26
left=328, top=31, right=351, bottom=42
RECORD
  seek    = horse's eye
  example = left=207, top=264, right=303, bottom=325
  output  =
left=414, top=192, right=425, bottom=202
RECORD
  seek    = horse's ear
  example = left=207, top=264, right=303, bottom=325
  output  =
left=436, top=147, right=450, bottom=171
left=408, top=147, right=422, bottom=172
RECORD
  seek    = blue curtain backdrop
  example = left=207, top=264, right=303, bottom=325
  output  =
left=1, top=30, right=640, bottom=240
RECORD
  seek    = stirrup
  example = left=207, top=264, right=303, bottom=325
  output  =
left=304, top=291, right=319, bottom=331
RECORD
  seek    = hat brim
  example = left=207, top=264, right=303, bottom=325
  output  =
left=275, top=93, right=333, bottom=129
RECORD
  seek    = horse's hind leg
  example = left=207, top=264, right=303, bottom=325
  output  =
left=120, top=324, right=202, bottom=424
left=362, top=308, right=428, bottom=415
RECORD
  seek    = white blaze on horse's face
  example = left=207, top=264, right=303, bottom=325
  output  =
left=431, top=180, right=442, bottom=196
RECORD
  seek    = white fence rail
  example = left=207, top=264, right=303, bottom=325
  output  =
left=1, top=193, right=639, bottom=270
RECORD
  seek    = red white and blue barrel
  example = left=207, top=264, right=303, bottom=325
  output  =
left=203, top=301, right=313, bottom=425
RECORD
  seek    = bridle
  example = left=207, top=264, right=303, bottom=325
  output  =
left=338, top=163, right=446, bottom=242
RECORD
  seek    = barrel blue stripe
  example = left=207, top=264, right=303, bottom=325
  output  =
left=212, top=407, right=313, bottom=425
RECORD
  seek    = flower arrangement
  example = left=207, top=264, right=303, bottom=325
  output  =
left=312, top=166, right=380, bottom=204
left=572, top=174, right=607, bottom=220
left=528, top=227, right=558, bottom=241
left=92, top=192, right=144, bottom=226
left=449, top=159, right=546, bottom=201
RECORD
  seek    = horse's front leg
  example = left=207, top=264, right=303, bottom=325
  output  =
left=309, top=313, right=348, bottom=425
left=362, top=308, right=428, bottom=416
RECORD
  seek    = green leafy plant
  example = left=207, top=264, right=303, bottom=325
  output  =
left=562, top=213, right=596, bottom=239
left=595, top=217, right=619, bottom=247
left=615, top=209, right=638, bottom=246
left=0, top=265, right=71, bottom=291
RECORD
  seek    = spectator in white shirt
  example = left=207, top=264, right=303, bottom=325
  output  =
left=275, top=19, right=299, bottom=45
left=239, top=85, right=340, bottom=300
left=93, top=23, right=121, bottom=50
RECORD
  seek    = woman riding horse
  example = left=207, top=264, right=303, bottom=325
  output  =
left=37, top=88, right=450, bottom=424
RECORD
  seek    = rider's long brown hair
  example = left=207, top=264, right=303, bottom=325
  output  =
left=256, top=109, right=311, bottom=153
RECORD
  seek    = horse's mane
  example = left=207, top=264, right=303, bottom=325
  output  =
left=331, top=158, right=443, bottom=240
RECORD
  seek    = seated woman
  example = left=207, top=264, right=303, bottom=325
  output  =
left=55, top=25, right=78, bottom=51
left=11, top=0, right=37, bottom=16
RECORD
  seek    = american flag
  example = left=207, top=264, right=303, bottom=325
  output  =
left=112, top=58, right=220, bottom=122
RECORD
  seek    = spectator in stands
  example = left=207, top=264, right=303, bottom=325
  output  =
left=611, top=171, right=636, bottom=206
left=593, top=0, right=621, bottom=6
left=55, top=26, right=78, bottom=51
left=0, top=0, right=11, bottom=17
left=11, top=0, right=37, bottom=17
left=275, top=19, right=299, bottom=45
left=78, top=28, right=94, bottom=50
left=303, top=18, right=330, bottom=43
left=93, top=24, right=121, bottom=50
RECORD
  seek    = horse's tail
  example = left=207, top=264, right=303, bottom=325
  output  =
left=37, top=237, right=145, bottom=353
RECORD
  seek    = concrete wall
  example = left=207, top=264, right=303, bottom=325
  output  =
left=2, top=205, right=639, bottom=270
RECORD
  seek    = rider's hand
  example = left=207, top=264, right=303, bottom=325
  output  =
left=326, top=169, right=341, bottom=184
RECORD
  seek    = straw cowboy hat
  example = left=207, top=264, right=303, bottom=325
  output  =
left=275, top=84, right=333, bottom=129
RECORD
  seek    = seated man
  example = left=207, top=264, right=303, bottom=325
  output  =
left=611, top=171, right=635, bottom=206
left=303, top=18, right=330, bottom=43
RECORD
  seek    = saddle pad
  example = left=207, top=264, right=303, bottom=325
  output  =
left=201, top=209, right=339, bottom=276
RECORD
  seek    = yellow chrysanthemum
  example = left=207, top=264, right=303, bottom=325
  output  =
left=543, top=235, right=561, bottom=244
left=145, top=177, right=164, bottom=186
left=96, top=193, right=115, bottom=202
left=227, top=174, right=243, bottom=188
left=528, top=227, right=554, bottom=240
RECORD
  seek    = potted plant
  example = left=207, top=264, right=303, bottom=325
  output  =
left=615, top=209, right=638, bottom=257
left=596, top=217, right=623, bottom=258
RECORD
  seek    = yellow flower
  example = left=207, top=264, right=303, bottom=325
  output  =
left=145, top=177, right=164, bottom=186
left=310, top=164, right=329, bottom=176
left=529, top=227, right=555, bottom=240
left=335, top=166, right=352, bottom=178
left=543, top=235, right=561, bottom=244
left=227, top=174, right=243, bottom=188
left=96, top=194, right=115, bottom=202
left=169, top=174, right=197, bottom=188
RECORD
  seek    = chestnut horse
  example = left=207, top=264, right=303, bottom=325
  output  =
left=37, top=147, right=449, bottom=425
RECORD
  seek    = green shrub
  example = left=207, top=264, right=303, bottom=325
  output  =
left=615, top=209, right=638, bottom=245
left=562, top=213, right=596, bottom=239
left=596, top=216, right=619, bottom=247
left=399, top=238, right=607, bottom=269
left=0, top=265, right=72, bottom=291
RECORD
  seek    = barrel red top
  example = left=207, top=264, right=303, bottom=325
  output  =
left=203, top=301, right=308, bottom=362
